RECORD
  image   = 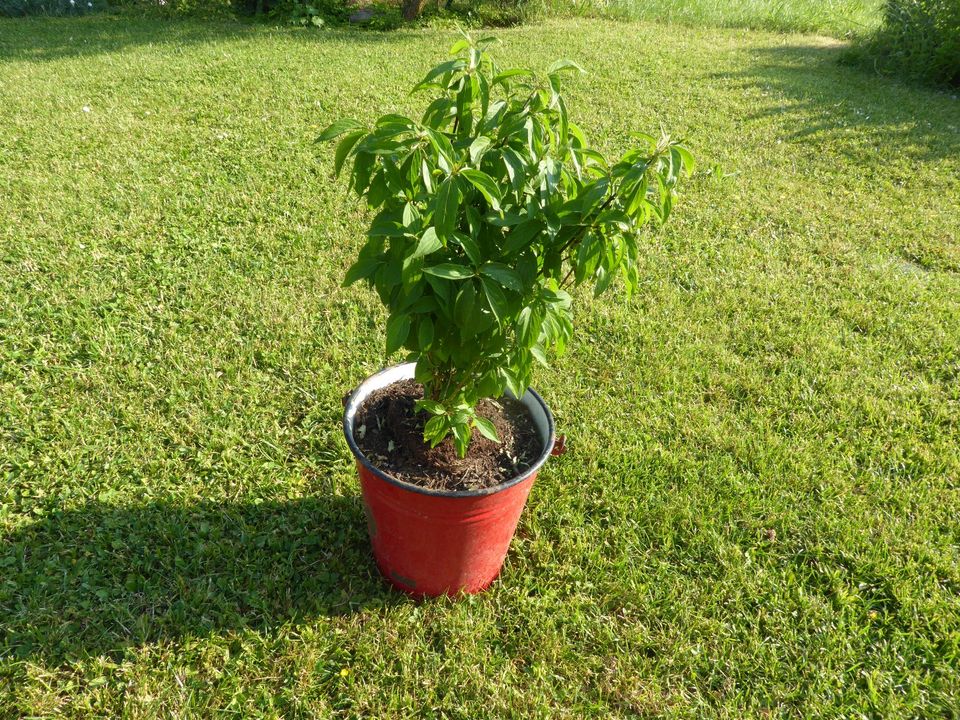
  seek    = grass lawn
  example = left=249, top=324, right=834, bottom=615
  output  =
left=2, top=13, right=960, bottom=718
left=605, top=0, right=883, bottom=36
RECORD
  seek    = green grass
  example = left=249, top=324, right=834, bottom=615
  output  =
left=545, top=0, right=884, bottom=36
left=2, top=13, right=960, bottom=718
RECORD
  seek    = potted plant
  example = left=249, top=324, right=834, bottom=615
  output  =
left=322, top=34, right=693, bottom=597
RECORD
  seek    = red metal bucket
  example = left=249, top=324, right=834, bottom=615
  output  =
left=343, top=363, right=556, bottom=597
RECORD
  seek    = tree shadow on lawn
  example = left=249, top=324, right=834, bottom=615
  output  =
left=713, top=42, right=960, bottom=164
left=0, top=14, right=405, bottom=64
left=0, top=494, right=401, bottom=663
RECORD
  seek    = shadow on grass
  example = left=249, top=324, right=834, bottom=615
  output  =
left=0, top=13, right=405, bottom=64
left=714, top=43, right=960, bottom=163
left=0, top=495, right=399, bottom=663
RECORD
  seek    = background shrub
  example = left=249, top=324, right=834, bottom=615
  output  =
left=852, top=0, right=960, bottom=86
left=270, top=0, right=351, bottom=24
left=86, top=0, right=235, bottom=17
left=0, top=0, right=107, bottom=16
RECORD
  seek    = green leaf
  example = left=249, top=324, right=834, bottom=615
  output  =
left=416, top=398, right=445, bottom=415
left=407, top=295, right=438, bottom=314
left=424, top=263, right=475, bottom=280
left=368, top=219, right=407, bottom=238
left=410, top=227, right=442, bottom=261
left=317, top=118, right=363, bottom=143
left=480, top=262, right=522, bottom=292
left=451, top=423, right=470, bottom=458
left=333, top=130, right=365, bottom=178
left=541, top=156, right=560, bottom=195
left=476, top=372, right=502, bottom=399
left=499, top=367, right=524, bottom=399
left=516, top=251, right=537, bottom=286
left=578, top=177, right=610, bottom=215
left=486, top=211, right=524, bottom=227
left=397, top=282, right=425, bottom=312
left=546, top=59, right=585, bottom=76
left=492, top=68, right=534, bottom=85
left=481, top=277, right=508, bottom=322
left=504, top=220, right=543, bottom=255
left=456, top=78, right=477, bottom=136
left=366, top=171, right=390, bottom=207
left=417, top=316, right=435, bottom=349
left=402, top=201, right=419, bottom=228
left=594, top=264, right=616, bottom=297
left=424, top=415, right=449, bottom=447
left=473, top=416, right=500, bottom=443
left=375, top=113, right=417, bottom=131
left=459, top=169, right=501, bottom=211
left=343, top=257, right=380, bottom=286
left=452, top=232, right=482, bottom=266
left=351, top=152, right=375, bottom=195
left=575, top=234, right=603, bottom=282
left=516, top=305, right=542, bottom=347
left=433, top=176, right=460, bottom=240
left=449, top=38, right=470, bottom=55
left=413, top=59, right=467, bottom=92
left=548, top=73, right=562, bottom=105
left=357, top=136, right=405, bottom=157
left=477, top=71, right=490, bottom=118
left=425, top=129, right=456, bottom=170
left=530, top=344, right=550, bottom=367
left=674, top=144, right=696, bottom=175
left=454, top=280, right=477, bottom=332
left=422, top=97, right=455, bottom=130
left=469, top=136, right=492, bottom=164
left=420, top=158, right=435, bottom=193
left=479, top=100, right=508, bottom=134
left=501, top=148, right=527, bottom=192
left=385, top=313, right=411, bottom=354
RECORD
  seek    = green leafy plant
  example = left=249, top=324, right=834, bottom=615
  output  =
left=269, top=0, right=351, bottom=24
left=321, top=34, right=693, bottom=457
left=849, top=0, right=960, bottom=87
left=285, top=0, right=327, bottom=26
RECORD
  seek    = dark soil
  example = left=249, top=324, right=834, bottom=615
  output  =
left=353, top=380, right=542, bottom=492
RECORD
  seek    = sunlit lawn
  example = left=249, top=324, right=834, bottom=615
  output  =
left=1, top=14, right=959, bottom=717
left=608, top=0, right=882, bottom=35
